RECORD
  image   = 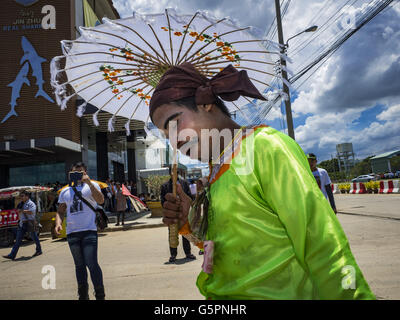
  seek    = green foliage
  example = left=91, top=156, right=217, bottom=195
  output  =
left=390, top=156, right=400, bottom=172
left=338, top=183, right=350, bottom=191
left=350, top=156, right=373, bottom=178
left=326, top=171, right=347, bottom=183
left=317, top=158, right=347, bottom=182
left=143, top=175, right=170, bottom=200
left=318, top=158, right=339, bottom=173
left=364, top=181, right=380, bottom=191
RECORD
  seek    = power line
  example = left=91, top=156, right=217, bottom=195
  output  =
left=290, top=0, right=395, bottom=86
left=290, top=0, right=359, bottom=56
left=286, top=0, right=336, bottom=50
left=291, top=0, right=361, bottom=76
left=265, top=0, right=291, bottom=44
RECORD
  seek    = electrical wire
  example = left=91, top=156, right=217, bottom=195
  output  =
left=290, top=0, right=394, bottom=87
left=289, top=0, right=359, bottom=56
left=285, top=0, right=335, bottom=50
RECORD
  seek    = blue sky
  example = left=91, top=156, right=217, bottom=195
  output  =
left=111, top=0, right=400, bottom=164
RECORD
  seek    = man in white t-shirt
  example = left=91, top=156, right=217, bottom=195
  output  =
left=307, top=153, right=337, bottom=214
left=55, top=162, right=105, bottom=300
left=189, top=180, right=197, bottom=200
left=3, top=191, right=42, bottom=260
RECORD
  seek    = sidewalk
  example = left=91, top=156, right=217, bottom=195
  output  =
left=37, top=210, right=166, bottom=239
left=101, top=210, right=166, bottom=233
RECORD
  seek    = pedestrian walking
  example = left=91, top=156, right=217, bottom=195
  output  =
left=3, top=191, right=42, bottom=260
left=115, top=182, right=127, bottom=226
left=161, top=168, right=196, bottom=263
left=111, top=180, right=117, bottom=212
left=307, top=153, right=337, bottom=214
left=105, top=178, right=114, bottom=212
left=54, top=162, right=106, bottom=300
left=130, top=181, right=138, bottom=196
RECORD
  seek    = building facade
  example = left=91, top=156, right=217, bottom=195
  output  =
left=0, top=0, right=148, bottom=187
left=370, top=150, right=400, bottom=174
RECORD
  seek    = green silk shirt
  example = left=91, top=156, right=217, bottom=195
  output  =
left=196, top=126, right=375, bottom=300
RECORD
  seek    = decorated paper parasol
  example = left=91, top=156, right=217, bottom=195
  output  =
left=51, top=9, right=288, bottom=133
left=50, top=8, right=288, bottom=250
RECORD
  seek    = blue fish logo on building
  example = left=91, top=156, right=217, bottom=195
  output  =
left=1, top=63, right=30, bottom=123
left=14, top=0, right=39, bottom=7
left=2, top=36, right=54, bottom=124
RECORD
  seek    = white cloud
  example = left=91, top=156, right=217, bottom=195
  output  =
left=296, top=103, right=400, bottom=160
left=376, top=103, right=400, bottom=121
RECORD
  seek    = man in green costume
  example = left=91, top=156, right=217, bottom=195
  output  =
left=150, top=62, right=375, bottom=300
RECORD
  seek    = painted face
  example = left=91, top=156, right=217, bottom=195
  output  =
left=152, top=103, right=219, bottom=163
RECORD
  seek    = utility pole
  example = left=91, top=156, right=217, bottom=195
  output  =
left=274, top=0, right=295, bottom=140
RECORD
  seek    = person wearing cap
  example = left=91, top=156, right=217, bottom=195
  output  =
left=307, top=153, right=337, bottom=214
left=151, top=62, right=374, bottom=299
left=160, top=167, right=196, bottom=263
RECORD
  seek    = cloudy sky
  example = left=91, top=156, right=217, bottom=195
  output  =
left=112, top=0, right=400, bottom=163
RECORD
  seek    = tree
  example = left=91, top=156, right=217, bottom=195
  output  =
left=350, top=156, right=373, bottom=178
left=143, top=175, right=170, bottom=201
left=390, top=155, right=400, bottom=172
left=318, top=158, right=339, bottom=173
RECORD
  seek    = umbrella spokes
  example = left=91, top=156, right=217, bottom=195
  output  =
left=101, top=18, right=171, bottom=65
left=174, top=11, right=199, bottom=63
left=52, top=9, right=291, bottom=132
left=176, top=17, right=228, bottom=64
left=79, top=26, right=163, bottom=66
left=183, top=26, right=250, bottom=63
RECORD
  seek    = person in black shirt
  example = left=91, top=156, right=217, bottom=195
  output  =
left=160, top=168, right=196, bottom=263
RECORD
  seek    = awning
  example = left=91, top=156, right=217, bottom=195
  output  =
left=0, top=137, right=81, bottom=157
left=370, top=150, right=400, bottom=160
left=138, top=167, right=169, bottom=179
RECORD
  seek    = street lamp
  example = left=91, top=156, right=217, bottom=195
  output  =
left=274, top=0, right=318, bottom=140
left=285, top=25, right=318, bottom=47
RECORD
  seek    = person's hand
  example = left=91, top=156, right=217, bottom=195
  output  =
left=81, top=173, right=91, bottom=185
left=162, top=183, right=192, bottom=227
left=54, top=224, right=62, bottom=235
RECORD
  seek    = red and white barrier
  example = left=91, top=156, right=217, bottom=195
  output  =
left=357, top=182, right=366, bottom=194
left=379, top=180, right=399, bottom=194
left=393, top=180, right=400, bottom=193
left=343, top=180, right=399, bottom=194
left=331, top=184, right=340, bottom=194
left=350, top=182, right=366, bottom=194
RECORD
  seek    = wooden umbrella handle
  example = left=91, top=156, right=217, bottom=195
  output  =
left=172, top=162, right=177, bottom=196
left=169, top=148, right=179, bottom=249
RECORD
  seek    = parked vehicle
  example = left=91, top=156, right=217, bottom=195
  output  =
left=351, top=175, right=376, bottom=183
left=386, top=172, right=395, bottom=179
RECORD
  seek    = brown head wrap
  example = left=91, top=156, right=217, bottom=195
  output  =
left=149, top=62, right=266, bottom=119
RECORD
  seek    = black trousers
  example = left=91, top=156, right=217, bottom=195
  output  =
left=169, top=235, right=191, bottom=257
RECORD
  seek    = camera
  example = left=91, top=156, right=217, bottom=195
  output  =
left=69, top=171, right=83, bottom=186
